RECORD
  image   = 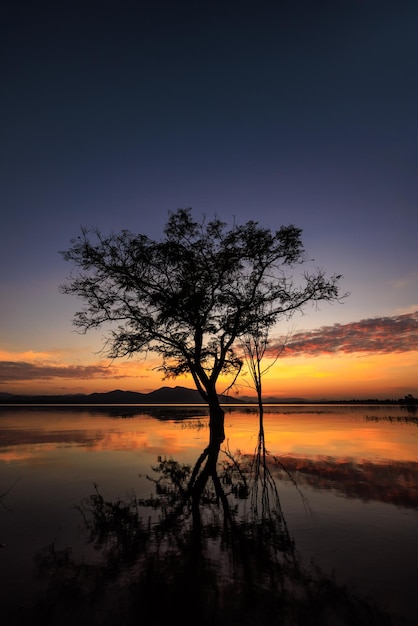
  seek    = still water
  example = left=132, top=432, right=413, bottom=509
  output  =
left=1, top=404, right=417, bottom=625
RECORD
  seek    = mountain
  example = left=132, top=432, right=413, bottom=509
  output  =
left=0, top=386, right=246, bottom=405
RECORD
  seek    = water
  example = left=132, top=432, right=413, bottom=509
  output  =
left=1, top=404, right=417, bottom=625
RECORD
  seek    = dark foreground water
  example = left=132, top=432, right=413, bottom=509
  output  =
left=1, top=404, right=417, bottom=626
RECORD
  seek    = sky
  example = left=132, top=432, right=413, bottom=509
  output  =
left=1, top=0, right=417, bottom=401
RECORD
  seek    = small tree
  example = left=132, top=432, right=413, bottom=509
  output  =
left=60, top=208, right=344, bottom=443
left=241, top=321, right=290, bottom=422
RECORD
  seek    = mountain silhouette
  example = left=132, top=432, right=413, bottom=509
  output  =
left=0, top=386, right=245, bottom=405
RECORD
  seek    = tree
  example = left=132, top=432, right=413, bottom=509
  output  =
left=60, top=208, right=344, bottom=443
left=241, top=322, right=290, bottom=422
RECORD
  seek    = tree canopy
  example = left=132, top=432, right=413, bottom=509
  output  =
left=60, top=208, right=345, bottom=441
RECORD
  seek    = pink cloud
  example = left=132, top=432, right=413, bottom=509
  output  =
left=1, top=312, right=417, bottom=384
left=266, top=311, right=418, bottom=357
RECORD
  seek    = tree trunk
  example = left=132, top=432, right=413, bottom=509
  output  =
left=207, top=394, right=225, bottom=444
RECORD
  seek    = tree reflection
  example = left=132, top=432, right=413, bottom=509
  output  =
left=32, top=425, right=394, bottom=626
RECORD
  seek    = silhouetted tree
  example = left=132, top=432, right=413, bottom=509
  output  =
left=60, top=208, right=345, bottom=443
left=241, top=320, right=291, bottom=420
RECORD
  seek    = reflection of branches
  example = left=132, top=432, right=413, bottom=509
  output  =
left=222, top=421, right=312, bottom=527
left=222, top=425, right=298, bottom=557
left=0, top=476, right=20, bottom=513
left=270, top=452, right=314, bottom=516
left=221, top=443, right=250, bottom=498
left=249, top=428, right=294, bottom=538
left=32, top=441, right=394, bottom=626
left=142, top=443, right=232, bottom=532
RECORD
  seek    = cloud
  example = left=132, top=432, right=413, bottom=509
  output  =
left=267, top=311, right=418, bottom=357
left=0, top=361, right=130, bottom=383
left=2, top=313, right=417, bottom=384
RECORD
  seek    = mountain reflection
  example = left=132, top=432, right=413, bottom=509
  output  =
left=0, top=403, right=210, bottom=419
left=31, top=425, right=393, bottom=626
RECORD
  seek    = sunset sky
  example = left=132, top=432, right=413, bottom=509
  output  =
left=1, top=0, right=417, bottom=401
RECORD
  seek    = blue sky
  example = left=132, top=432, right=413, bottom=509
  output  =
left=1, top=0, right=417, bottom=398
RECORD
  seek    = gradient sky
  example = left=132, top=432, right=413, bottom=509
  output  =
left=1, top=0, right=417, bottom=400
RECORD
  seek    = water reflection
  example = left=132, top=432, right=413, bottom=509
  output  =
left=30, top=423, right=393, bottom=626
left=272, top=454, right=418, bottom=508
left=2, top=405, right=417, bottom=625
left=364, top=413, right=418, bottom=425
left=0, top=404, right=210, bottom=420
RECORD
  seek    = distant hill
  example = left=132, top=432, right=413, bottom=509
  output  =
left=0, top=388, right=408, bottom=405
left=0, top=386, right=247, bottom=405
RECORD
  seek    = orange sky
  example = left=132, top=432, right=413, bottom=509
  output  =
left=1, top=310, right=417, bottom=400
left=1, top=344, right=417, bottom=401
